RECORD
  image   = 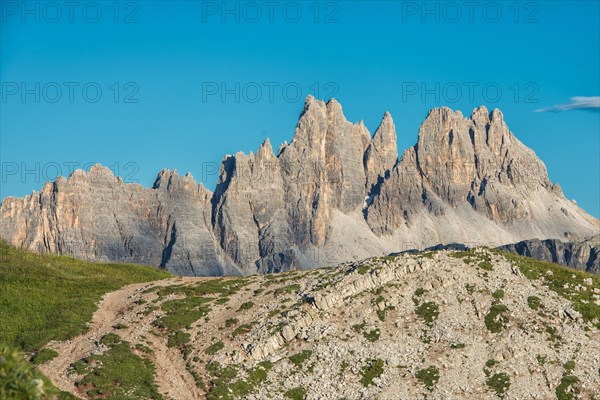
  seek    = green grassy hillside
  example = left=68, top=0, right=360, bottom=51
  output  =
left=0, top=240, right=172, bottom=352
left=0, top=241, right=172, bottom=352
left=0, top=240, right=171, bottom=399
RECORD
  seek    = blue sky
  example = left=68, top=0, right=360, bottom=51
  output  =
left=1, top=0, right=599, bottom=217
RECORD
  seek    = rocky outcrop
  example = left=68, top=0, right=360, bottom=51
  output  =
left=364, top=106, right=596, bottom=242
left=40, top=248, right=600, bottom=400
left=364, top=112, right=398, bottom=192
left=499, top=235, right=600, bottom=274
left=1, top=97, right=598, bottom=275
left=0, top=166, right=241, bottom=276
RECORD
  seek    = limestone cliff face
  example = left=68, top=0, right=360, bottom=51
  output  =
left=365, top=106, right=597, bottom=244
left=1, top=97, right=597, bottom=275
left=499, top=235, right=600, bottom=274
left=364, top=112, right=398, bottom=192
left=0, top=165, right=240, bottom=276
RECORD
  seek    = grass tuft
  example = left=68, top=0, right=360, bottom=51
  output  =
left=360, top=359, right=384, bottom=387
left=486, top=372, right=510, bottom=398
left=31, top=348, right=58, bottom=365
left=415, top=365, right=440, bottom=391
left=289, top=350, right=313, bottom=369
left=71, top=334, right=162, bottom=399
left=284, top=386, right=307, bottom=400
left=527, top=296, right=542, bottom=310
left=484, top=304, right=509, bottom=333
left=205, top=341, right=225, bottom=355
left=416, top=301, right=440, bottom=326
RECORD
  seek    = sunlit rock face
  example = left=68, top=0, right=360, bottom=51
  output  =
left=1, top=97, right=597, bottom=275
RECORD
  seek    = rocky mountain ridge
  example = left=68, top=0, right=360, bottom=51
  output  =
left=1, top=97, right=598, bottom=275
left=499, top=235, right=599, bottom=274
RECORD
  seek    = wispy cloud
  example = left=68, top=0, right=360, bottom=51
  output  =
left=534, top=96, right=600, bottom=113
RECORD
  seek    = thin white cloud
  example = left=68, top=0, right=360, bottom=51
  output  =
left=534, top=96, right=600, bottom=112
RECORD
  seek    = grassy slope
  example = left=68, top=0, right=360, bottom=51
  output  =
left=0, top=240, right=171, bottom=399
left=500, top=250, right=600, bottom=328
left=0, top=240, right=172, bottom=352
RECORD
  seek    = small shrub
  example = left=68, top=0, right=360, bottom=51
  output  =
left=352, top=322, right=366, bottom=333
left=416, top=301, right=440, bottom=325
left=545, top=326, right=562, bottom=343
left=246, top=361, right=272, bottom=386
left=274, top=284, right=301, bottom=296
left=360, top=359, right=384, bottom=387
left=486, top=372, right=510, bottom=398
left=376, top=309, right=385, bottom=321
left=100, top=333, right=121, bottom=346
left=556, top=375, right=579, bottom=400
left=284, top=386, right=307, bottom=400
left=527, top=296, right=542, bottom=310
left=237, top=301, right=254, bottom=311
left=492, top=289, right=504, bottom=300
left=484, top=304, right=509, bottom=333
left=449, top=250, right=476, bottom=259
left=356, top=264, right=371, bottom=275
left=479, top=261, right=494, bottom=271
left=31, top=348, right=58, bottom=365
left=205, top=341, right=224, bottom=355
left=232, top=324, right=252, bottom=337
left=225, top=318, right=238, bottom=328
left=536, top=355, right=547, bottom=365
left=135, top=343, right=154, bottom=354
left=415, top=365, right=440, bottom=391
left=289, top=350, right=312, bottom=369
left=363, top=329, right=380, bottom=342
left=167, top=330, right=190, bottom=348
left=563, top=360, right=575, bottom=371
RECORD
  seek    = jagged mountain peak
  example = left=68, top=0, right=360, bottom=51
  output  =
left=373, top=111, right=396, bottom=142
left=325, top=97, right=345, bottom=118
left=365, top=111, right=398, bottom=190
left=257, top=137, right=276, bottom=160
left=88, top=163, right=115, bottom=176
left=1, top=99, right=597, bottom=276
left=152, top=168, right=208, bottom=194
left=66, top=163, right=116, bottom=183
left=153, top=168, right=181, bottom=188
left=424, top=105, right=465, bottom=121
left=422, top=105, right=507, bottom=128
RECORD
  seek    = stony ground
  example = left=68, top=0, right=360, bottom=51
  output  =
left=39, top=249, right=600, bottom=400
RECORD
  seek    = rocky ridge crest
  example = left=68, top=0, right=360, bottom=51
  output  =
left=1, top=97, right=597, bottom=275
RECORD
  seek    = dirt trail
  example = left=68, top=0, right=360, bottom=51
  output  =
left=40, top=278, right=206, bottom=400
